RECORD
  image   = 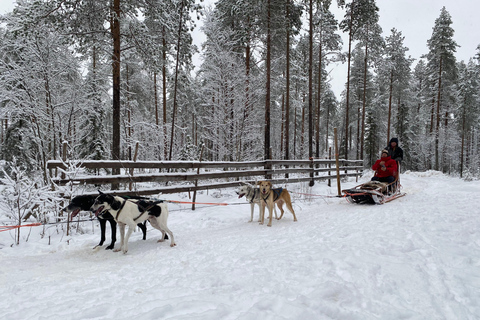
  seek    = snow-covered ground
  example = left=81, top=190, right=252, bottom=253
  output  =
left=1, top=171, right=479, bottom=320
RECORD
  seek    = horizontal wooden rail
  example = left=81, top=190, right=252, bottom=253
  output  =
left=47, top=159, right=361, bottom=170
left=75, top=172, right=360, bottom=197
left=48, top=158, right=364, bottom=196
left=51, top=169, right=267, bottom=185
left=48, top=160, right=273, bottom=170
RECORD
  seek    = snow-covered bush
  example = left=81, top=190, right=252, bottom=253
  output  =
left=0, top=158, right=60, bottom=244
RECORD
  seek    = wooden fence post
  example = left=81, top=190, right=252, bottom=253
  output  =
left=334, top=127, right=341, bottom=196
left=192, top=144, right=204, bottom=210
left=129, top=142, right=139, bottom=191
left=62, top=141, right=69, bottom=235
left=265, top=147, right=273, bottom=180
left=61, top=141, right=67, bottom=180
left=309, top=157, right=314, bottom=187
left=328, top=147, right=332, bottom=187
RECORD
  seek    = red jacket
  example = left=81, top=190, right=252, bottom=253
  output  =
left=372, top=156, right=397, bottom=178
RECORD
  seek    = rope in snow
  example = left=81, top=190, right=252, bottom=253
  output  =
left=290, top=191, right=344, bottom=198
left=0, top=217, right=106, bottom=231
left=165, top=200, right=229, bottom=206
left=0, top=223, right=42, bottom=232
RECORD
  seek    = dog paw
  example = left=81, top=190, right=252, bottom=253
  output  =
left=157, top=239, right=165, bottom=243
left=170, top=243, right=176, bottom=247
left=113, top=248, right=121, bottom=252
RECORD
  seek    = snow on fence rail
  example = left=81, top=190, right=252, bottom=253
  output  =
left=47, top=159, right=364, bottom=197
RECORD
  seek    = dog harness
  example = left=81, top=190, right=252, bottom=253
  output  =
left=261, top=188, right=283, bottom=204
left=247, top=188, right=259, bottom=204
left=115, top=200, right=127, bottom=220
left=133, top=200, right=164, bottom=221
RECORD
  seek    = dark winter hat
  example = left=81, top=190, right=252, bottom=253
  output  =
left=389, top=137, right=399, bottom=144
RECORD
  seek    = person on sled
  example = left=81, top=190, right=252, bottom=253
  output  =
left=386, top=137, right=403, bottom=165
left=371, top=149, right=397, bottom=184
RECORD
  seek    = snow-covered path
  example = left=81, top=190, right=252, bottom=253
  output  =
left=1, top=171, right=479, bottom=319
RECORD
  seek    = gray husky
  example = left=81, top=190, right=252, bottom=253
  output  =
left=236, top=183, right=278, bottom=222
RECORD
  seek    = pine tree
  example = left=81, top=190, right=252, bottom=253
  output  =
left=380, top=28, right=413, bottom=151
left=425, top=7, right=459, bottom=171
left=339, top=0, right=381, bottom=159
left=313, top=1, right=342, bottom=158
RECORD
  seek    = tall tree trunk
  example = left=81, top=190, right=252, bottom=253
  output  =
left=111, top=0, right=121, bottom=164
left=443, top=111, right=448, bottom=172
left=325, top=103, right=330, bottom=153
left=285, top=0, right=290, bottom=161
left=264, top=0, right=271, bottom=160
left=460, top=106, right=466, bottom=178
left=44, top=73, right=56, bottom=160
left=356, top=105, right=360, bottom=159
left=308, top=0, right=313, bottom=160
left=435, top=56, right=442, bottom=171
left=162, top=27, right=168, bottom=160
left=126, top=64, right=132, bottom=160
left=361, top=39, right=368, bottom=159
left=168, top=0, right=185, bottom=161
left=294, top=106, right=297, bottom=159
left=154, top=72, right=158, bottom=126
left=301, top=103, right=305, bottom=155
left=316, top=35, right=322, bottom=159
left=344, top=5, right=353, bottom=160
left=238, top=41, right=251, bottom=161
left=281, top=94, right=285, bottom=155
left=387, top=70, right=393, bottom=144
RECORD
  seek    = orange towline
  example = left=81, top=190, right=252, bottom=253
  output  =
left=0, top=223, right=42, bottom=232
left=167, top=200, right=228, bottom=206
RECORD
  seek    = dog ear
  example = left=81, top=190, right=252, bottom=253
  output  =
left=268, top=181, right=272, bottom=187
left=98, top=190, right=104, bottom=195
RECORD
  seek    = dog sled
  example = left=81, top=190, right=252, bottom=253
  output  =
left=342, top=172, right=406, bottom=205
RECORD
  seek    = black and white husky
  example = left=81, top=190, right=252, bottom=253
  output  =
left=91, top=192, right=175, bottom=254
left=236, top=183, right=278, bottom=222
left=63, top=194, right=148, bottom=250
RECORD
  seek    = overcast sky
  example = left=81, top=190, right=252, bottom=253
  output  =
left=326, top=0, right=480, bottom=96
left=2, top=0, right=479, bottom=97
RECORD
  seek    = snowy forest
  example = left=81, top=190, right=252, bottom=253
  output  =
left=0, top=0, right=479, bottom=182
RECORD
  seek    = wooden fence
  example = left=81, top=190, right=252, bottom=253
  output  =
left=47, top=158, right=364, bottom=197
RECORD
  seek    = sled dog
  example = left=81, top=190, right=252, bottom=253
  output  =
left=236, top=183, right=278, bottom=222
left=63, top=194, right=147, bottom=250
left=257, top=181, right=297, bottom=227
left=90, top=192, right=175, bottom=253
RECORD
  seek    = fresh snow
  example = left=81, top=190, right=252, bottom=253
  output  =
left=1, top=171, right=479, bottom=320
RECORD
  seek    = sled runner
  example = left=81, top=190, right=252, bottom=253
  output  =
left=342, top=174, right=405, bottom=205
